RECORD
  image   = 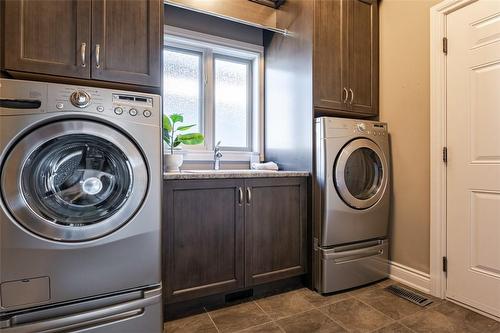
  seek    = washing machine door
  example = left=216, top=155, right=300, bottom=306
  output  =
left=334, top=138, right=388, bottom=210
left=1, top=120, right=148, bottom=242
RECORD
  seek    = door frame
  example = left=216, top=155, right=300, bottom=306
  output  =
left=429, top=0, right=478, bottom=299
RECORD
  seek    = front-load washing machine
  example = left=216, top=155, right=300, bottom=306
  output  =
left=314, top=117, right=391, bottom=294
left=0, top=79, right=162, bottom=332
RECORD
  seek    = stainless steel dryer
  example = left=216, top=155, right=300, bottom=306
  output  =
left=0, top=79, right=162, bottom=332
left=314, top=117, right=390, bottom=294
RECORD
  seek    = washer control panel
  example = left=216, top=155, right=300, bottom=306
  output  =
left=0, top=79, right=160, bottom=124
left=45, top=83, right=160, bottom=125
left=70, top=90, right=91, bottom=108
left=111, top=94, right=153, bottom=119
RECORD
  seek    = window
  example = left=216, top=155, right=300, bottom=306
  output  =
left=163, top=26, right=263, bottom=160
left=214, top=56, right=252, bottom=149
left=164, top=48, right=202, bottom=134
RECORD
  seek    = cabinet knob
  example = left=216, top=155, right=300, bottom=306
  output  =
left=343, top=88, right=348, bottom=103
left=349, top=89, right=354, bottom=104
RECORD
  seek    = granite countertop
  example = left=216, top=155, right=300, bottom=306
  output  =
left=163, top=169, right=310, bottom=180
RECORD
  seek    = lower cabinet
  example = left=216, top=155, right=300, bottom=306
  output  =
left=163, top=177, right=308, bottom=303
left=245, top=178, right=307, bottom=286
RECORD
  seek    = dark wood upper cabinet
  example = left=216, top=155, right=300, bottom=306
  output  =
left=313, top=0, right=379, bottom=117
left=4, top=0, right=91, bottom=79
left=2, top=0, right=161, bottom=88
left=245, top=178, right=307, bottom=286
left=163, top=180, right=245, bottom=303
left=313, top=0, right=347, bottom=112
left=91, top=0, right=161, bottom=87
left=348, top=0, right=378, bottom=115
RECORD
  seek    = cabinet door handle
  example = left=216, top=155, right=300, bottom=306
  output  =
left=238, top=187, right=243, bottom=205
left=80, top=43, right=86, bottom=67
left=349, top=88, right=354, bottom=104
left=343, top=87, right=348, bottom=103
left=246, top=187, right=252, bottom=205
left=95, top=44, right=101, bottom=68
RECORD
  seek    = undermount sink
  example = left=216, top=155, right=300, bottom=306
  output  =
left=182, top=169, right=275, bottom=174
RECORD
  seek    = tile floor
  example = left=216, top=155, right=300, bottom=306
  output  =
left=164, top=279, right=500, bottom=333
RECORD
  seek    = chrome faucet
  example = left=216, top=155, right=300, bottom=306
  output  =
left=214, top=141, right=223, bottom=170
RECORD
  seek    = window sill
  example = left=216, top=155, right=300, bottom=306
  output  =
left=164, top=150, right=262, bottom=163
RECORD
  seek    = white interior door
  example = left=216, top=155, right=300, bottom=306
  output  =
left=446, top=0, right=500, bottom=318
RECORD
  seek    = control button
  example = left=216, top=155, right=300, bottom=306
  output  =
left=70, top=90, right=91, bottom=108
left=129, top=108, right=138, bottom=116
left=143, top=110, right=152, bottom=118
left=56, top=103, right=64, bottom=109
left=96, top=106, right=104, bottom=112
left=356, top=123, right=366, bottom=132
left=114, top=107, right=124, bottom=115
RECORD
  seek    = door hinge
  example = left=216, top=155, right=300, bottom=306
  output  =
left=443, top=37, right=448, bottom=55
left=442, top=147, right=448, bottom=163
left=442, top=256, right=448, bottom=273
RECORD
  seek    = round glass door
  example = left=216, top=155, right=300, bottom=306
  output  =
left=1, top=120, right=148, bottom=241
left=334, top=139, right=388, bottom=209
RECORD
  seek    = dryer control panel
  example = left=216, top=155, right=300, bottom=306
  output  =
left=316, top=117, right=388, bottom=139
left=354, top=122, right=387, bottom=137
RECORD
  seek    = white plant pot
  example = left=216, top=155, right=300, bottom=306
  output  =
left=165, top=154, right=183, bottom=172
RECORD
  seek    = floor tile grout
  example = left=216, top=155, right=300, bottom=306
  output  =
left=252, top=299, right=275, bottom=322
left=203, top=306, right=221, bottom=333
left=271, top=320, right=287, bottom=333
left=352, top=286, right=421, bottom=323
left=397, top=320, right=419, bottom=333
left=351, top=284, right=442, bottom=333
left=316, top=304, right=355, bottom=333
left=350, top=292, right=396, bottom=324
left=333, top=292, right=400, bottom=332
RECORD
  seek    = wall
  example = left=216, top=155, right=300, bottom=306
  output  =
left=264, top=0, right=314, bottom=172
left=379, top=0, right=440, bottom=274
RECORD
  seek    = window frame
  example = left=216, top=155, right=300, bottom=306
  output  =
left=164, top=25, right=264, bottom=162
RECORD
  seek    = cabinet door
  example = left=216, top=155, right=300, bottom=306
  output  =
left=91, top=0, right=161, bottom=87
left=163, top=180, right=245, bottom=303
left=313, top=0, right=349, bottom=112
left=4, top=0, right=91, bottom=78
left=347, top=0, right=379, bottom=115
left=245, top=177, right=308, bottom=286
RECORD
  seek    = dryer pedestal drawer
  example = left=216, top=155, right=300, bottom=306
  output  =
left=318, top=240, right=389, bottom=293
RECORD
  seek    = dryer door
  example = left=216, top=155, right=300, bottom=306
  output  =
left=334, top=138, right=388, bottom=210
left=1, top=120, right=148, bottom=242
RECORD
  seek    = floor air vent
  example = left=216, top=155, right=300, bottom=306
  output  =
left=385, top=285, right=433, bottom=307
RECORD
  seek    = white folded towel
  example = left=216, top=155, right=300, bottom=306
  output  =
left=251, top=161, right=279, bottom=171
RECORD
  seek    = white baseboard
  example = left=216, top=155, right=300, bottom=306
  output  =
left=389, top=261, right=431, bottom=294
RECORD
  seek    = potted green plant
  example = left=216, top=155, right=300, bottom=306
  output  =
left=163, top=113, right=204, bottom=172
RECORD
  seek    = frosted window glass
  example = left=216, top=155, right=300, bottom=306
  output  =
left=214, top=58, right=250, bottom=149
left=163, top=49, right=202, bottom=133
